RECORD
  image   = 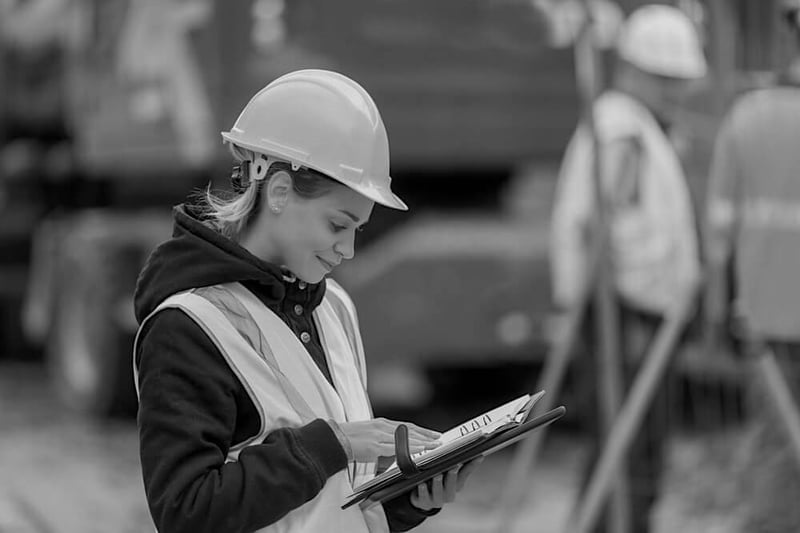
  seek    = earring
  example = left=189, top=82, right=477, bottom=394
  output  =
left=270, top=203, right=281, bottom=213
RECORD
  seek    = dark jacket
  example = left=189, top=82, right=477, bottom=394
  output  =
left=134, top=204, right=434, bottom=533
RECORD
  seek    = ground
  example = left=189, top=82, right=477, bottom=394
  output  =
left=0, top=360, right=789, bottom=533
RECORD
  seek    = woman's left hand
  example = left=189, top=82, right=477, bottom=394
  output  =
left=409, top=457, right=485, bottom=511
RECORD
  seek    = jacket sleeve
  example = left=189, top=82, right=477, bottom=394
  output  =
left=550, top=127, right=594, bottom=309
left=135, top=308, right=348, bottom=533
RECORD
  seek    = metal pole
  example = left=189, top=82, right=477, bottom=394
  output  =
left=491, top=232, right=603, bottom=533
left=567, top=286, right=697, bottom=533
left=706, top=0, right=737, bottom=111
left=574, top=2, right=629, bottom=531
left=493, top=2, right=629, bottom=530
left=755, top=346, right=800, bottom=469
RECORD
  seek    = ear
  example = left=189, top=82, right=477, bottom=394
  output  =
left=266, top=170, right=292, bottom=213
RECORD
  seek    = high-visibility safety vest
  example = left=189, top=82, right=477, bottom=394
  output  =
left=134, top=280, right=390, bottom=533
left=707, top=85, right=800, bottom=340
left=551, top=90, right=700, bottom=316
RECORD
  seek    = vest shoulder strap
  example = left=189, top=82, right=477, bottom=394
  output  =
left=134, top=286, right=317, bottom=425
left=324, top=279, right=367, bottom=390
left=193, top=284, right=318, bottom=424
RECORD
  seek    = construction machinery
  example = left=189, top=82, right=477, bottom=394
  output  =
left=7, top=0, right=782, bottom=418
left=5, top=0, right=577, bottom=416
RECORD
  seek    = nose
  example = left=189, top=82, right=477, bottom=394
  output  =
left=334, top=231, right=356, bottom=260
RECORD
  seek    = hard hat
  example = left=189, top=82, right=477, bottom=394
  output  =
left=616, top=4, right=707, bottom=80
left=221, top=69, right=407, bottom=211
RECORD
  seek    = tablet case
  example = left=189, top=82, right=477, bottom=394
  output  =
left=342, top=405, right=566, bottom=509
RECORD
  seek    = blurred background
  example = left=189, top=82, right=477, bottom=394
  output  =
left=0, top=0, right=797, bottom=531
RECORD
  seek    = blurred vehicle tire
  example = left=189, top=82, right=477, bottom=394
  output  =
left=48, top=261, right=137, bottom=418
left=44, top=214, right=149, bottom=418
left=47, top=243, right=139, bottom=418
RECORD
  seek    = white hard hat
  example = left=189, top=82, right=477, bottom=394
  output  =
left=221, top=69, right=407, bottom=211
left=616, top=4, right=707, bottom=80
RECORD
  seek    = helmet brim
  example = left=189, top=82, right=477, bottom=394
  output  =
left=221, top=132, right=409, bottom=211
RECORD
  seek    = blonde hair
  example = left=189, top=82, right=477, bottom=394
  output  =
left=198, top=144, right=263, bottom=239
left=195, top=144, right=340, bottom=240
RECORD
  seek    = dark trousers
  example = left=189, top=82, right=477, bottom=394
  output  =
left=739, top=341, right=800, bottom=532
left=576, top=303, right=673, bottom=533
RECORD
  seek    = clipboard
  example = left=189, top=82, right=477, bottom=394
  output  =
left=342, top=405, right=566, bottom=510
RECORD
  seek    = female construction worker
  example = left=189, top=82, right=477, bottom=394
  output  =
left=132, top=69, right=481, bottom=533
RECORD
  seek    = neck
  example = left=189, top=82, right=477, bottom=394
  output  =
left=240, top=224, right=281, bottom=267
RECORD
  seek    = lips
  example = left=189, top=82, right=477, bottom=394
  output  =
left=317, top=256, right=338, bottom=270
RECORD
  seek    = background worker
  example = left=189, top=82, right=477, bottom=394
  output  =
left=133, top=69, right=481, bottom=533
left=704, top=1, right=800, bottom=528
left=704, top=0, right=800, bottom=362
left=550, top=5, right=706, bottom=532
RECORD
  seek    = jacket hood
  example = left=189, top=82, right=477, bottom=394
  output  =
left=134, top=204, right=322, bottom=323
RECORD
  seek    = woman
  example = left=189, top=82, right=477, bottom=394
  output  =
left=133, top=69, right=481, bottom=533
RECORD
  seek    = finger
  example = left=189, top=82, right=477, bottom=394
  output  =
left=407, top=440, right=441, bottom=453
left=403, top=423, right=442, bottom=439
left=375, top=417, right=399, bottom=434
left=407, top=434, right=441, bottom=445
left=374, top=434, right=397, bottom=450
left=457, top=457, right=485, bottom=491
left=375, top=444, right=396, bottom=457
left=383, top=421, right=439, bottom=447
left=411, top=481, right=432, bottom=511
left=430, top=475, right=445, bottom=508
left=444, top=468, right=459, bottom=502
left=408, top=444, right=439, bottom=453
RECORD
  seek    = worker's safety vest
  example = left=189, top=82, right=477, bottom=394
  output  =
left=551, top=90, right=700, bottom=315
left=134, top=280, right=389, bottom=533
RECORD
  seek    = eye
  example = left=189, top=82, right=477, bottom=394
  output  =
left=330, top=222, right=347, bottom=233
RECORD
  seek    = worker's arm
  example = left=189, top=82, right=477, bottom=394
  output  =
left=550, top=129, right=595, bottom=310
left=550, top=128, right=640, bottom=310
left=602, top=135, right=643, bottom=210
left=136, top=310, right=349, bottom=533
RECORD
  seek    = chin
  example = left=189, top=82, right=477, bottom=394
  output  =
left=297, top=270, right=326, bottom=285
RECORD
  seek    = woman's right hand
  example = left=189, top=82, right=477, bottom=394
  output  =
left=338, top=418, right=441, bottom=463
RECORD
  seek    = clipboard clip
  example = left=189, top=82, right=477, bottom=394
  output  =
left=394, top=424, right=421, bottom=476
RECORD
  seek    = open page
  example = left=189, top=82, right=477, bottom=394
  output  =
left=353, top=391, right=545, bottom=494
left=413, top=391, right=542, bottom=466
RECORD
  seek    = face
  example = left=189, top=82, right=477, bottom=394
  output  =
left=654, top=75, right=696, bottom=119
left=248, top=175, right=375, bottom=284
left=622, top=63, right=700, bottom=125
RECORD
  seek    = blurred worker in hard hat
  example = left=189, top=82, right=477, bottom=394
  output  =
left=705, top=0, right=800, bottom=355
left=550, top=4, right=706, bottom=532
left=704, top=2, right=800, bottom=527
left=132, top=69, right=481, bottom=533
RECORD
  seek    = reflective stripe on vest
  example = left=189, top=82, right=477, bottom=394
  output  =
left=133, top=280, right=388, bottom=533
